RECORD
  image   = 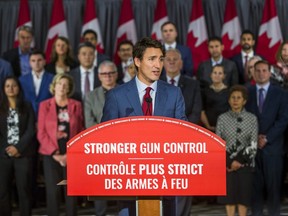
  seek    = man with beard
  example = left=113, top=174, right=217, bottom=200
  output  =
left=231, top=30, right=256, bottom=84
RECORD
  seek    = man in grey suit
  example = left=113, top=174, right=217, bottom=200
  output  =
left=197, top=36, right=238, bottom=89
left=84, top=60, right=118, bottom=216
left=102, top=37, right=187, bottom=216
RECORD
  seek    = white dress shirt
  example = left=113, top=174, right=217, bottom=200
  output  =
left=32, top=70, right=44, bottom=96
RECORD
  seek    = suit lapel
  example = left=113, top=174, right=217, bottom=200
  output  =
left=126, top=79, right=143, bottom=116
left=37, top=72, right=48, bottom=100
left=27, top=74, right=37, bottom=100
left=154, top=81, right=167, bottom=116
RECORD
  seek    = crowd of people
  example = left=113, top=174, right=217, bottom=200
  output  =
left=0, top=21, right=288, bottom=216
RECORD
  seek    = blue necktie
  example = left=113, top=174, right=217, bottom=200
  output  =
left=258, top=88, right=264, bottom=113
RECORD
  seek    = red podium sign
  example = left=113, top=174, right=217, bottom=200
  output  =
left=67, top=117, right=226, bottom=196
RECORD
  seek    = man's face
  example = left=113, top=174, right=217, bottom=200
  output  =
left=208, top=40, right=224, bottom=59
left=254, top=63, right=271, bottom=85
left=78, top=47, right=95, bottom=69
left=118, top=44, right=133, bottom=62
left=18, top=30, right=33, bottom=52
left=134, top=47, right=164, bottom=86
left=161, top=24, right=177, bottom=44
left=83, top=33, right=97, bottom=47
left=98, top=65, right=118, bottom=87
left=29, top=54, right=46, bottom=73
left=164, top=51, right=182, bottom=77
left=281, top=43, right=288, bottom=62
left=241, top=33, right=255, bottom=51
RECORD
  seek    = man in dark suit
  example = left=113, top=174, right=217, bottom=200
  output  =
left=116, top=40, right=134, bottom=84
left=102, top=37, right=187, bottom=216
left=19, top=50, right=54, bottom=118
left=231, top=30, right=256, bottom=84
left=197, top=36, right=238, bottom=89
left=70, top=42, right=102, bottom=101
left=2, top=25, right=34, bottom=77
left=161, top=21, right=193, bottom=77
left=162, top=48, right=201, bottom=216
left=246, top=60, right=288, bottom=216
left=0, top=58, right=13, bottom=90
left=82, top=29, right=110, bottom=72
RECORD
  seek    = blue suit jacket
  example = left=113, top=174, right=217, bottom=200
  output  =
left=245, top=84, right=288, bottom=155
left=19, top=71, right=54, bottom=119
left=176, top=44, right=193, bottom=77
left=0, top=58, right=13, bottom=89
left=101, top=78, right=187, bottom=122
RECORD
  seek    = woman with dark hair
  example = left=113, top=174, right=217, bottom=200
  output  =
left=0, top=76, right=35, bottom=216
left=46, top=36, right=78, bottom=74
left=216, top=85, right=258, bottom=216
left=37, top=73, right=84, bottom=216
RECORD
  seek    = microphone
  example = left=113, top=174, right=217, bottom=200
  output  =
left=145, top=97, right=152, bottom=103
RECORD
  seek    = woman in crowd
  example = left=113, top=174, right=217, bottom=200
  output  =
left=37, top=73, right=84, bottom=216
left=245, top=56, right=262, bottom=88
left=216, top=85, right=258, bottom=216
left=201, top=64, right=229, bottom=132
left=46, top=36, right=78, bottom=74
left=0, top=76, right=35, bottom=216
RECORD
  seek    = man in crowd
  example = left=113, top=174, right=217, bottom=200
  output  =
left=102, top=37, right=187, bottom=216
left=82, top=29, right=110, bottom=72
left=246, top=60, right=288, bottom=216
left=0, top=58, right=13, bottom=89
left=2, top=25, right=34, bottom=77
left=162, top=48, right=201, bottom=216
left=116, top=40, right=134, bottom=84
left=231, top=30, right=256, bottom=84
left=197, top=36, right=238, bottom=89
left=70, top=42, right=101, bottom=101
left=161, top=21, right=193, bottom=76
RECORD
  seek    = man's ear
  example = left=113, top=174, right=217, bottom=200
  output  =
left=134, top=57, right=141, bottom=68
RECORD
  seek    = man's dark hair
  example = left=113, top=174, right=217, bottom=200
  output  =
left=77, top=41, right=95, bottom=53
left=208, top=36, right=223, bottom=44
left=117, top=40, right=134, bottom=51
left=133, top=37, right=165, bottom=60
left=254, top=60, right=271, bottom=72
left=82, top=29, right=98, bottom=40
left=160, top=21, right=177, bottom=32
left=29, top=50, right=46, bottom=59
left=241, top=30, right=255, bottom=40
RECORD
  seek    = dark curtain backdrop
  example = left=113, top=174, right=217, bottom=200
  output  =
left=0, top=0, right=288, bottom=58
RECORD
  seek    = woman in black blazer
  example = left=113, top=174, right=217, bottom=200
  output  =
left=0, top=76, right=35, bottom=216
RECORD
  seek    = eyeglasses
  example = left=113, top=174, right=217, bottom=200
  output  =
left=99, top=71, right=117, bottom=76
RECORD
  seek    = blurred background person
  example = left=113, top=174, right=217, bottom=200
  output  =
left=2, top=26, right=34, bottom=77
left=37, top=73, right=84, bottom=216
left=201, top=64, right=229, bottom=132
left=0, top=76, right=36, bottom=216
left=245, top=56, right=262, bottom=88
left=216, top=85, right=258, bottom=216
left=0, top=58, right=13, bottom=90
left=45, top=36, right=78, bottom=74
left=116, top=40, right=134, bottom=84
left=84, top=60, right=118, bottom=216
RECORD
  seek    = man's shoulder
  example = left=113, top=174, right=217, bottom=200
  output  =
left=176, top=44, right=191, bottom=54
left=70, top=67, right=80, bottom=75
left=2, top=48, right=18, bottom=59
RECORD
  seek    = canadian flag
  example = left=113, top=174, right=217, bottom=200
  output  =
left=45, top=0, right=68, bottom=63
left=113, top=0, right=137, bottom=65
left=81, top=0, right=104, bottom=53
left=256, top=0, right=283, bottom=65
left=186, top=0, right=209, bottom=75
left=221, top=0, right=241, bottom=58
left=14, top=0, right=34, bottom=48
left=151, top=0, right=168, bottom=41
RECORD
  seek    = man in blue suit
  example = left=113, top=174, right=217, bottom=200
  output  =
left=161, top=21, right=193, bottom=77
left=19, top=50, right=54, bottom=118
left=246, top=60, right=288, bottom=216
left=0, top=58, right=13, bottom=89
left=102, top=37, right=187, bottom=216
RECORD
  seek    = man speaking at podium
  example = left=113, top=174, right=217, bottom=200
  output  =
left=102, top=37, right=187, bottom=216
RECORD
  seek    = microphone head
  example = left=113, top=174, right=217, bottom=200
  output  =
left=145, top=97, right=152, bottom=103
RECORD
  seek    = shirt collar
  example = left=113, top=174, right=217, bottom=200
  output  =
left=166, top=73, right=180, bottom=85
left=80, top=66, right=94, bottom=74
left=164, top=42, right=176, bottom=50
left=211, top=56, right=223, bottom=65
left=256, top=82, right=270, bottom=92
left=241, top=50, right=254, bottom=58
left=135, top=76, right=158, bottom=94
left=32, top=70, right=44, bottom=78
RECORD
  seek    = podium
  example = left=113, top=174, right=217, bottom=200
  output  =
left=66, top=117, right=226, bottom=215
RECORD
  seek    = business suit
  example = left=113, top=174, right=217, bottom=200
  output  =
left=102, top=77, right=186, bottom=216
left=197, top=58, right=238, bottom=89
left=70, top=67, right=101, bottom=101
left=38, top=98, right=84, bottom=216
left=0, top=102, right=35, bottom=216
left=161, top=75, right=202, bottom=124
left=2, top=48, right=21, bottom=77
left=19, top=71, right=54, bottom=118
left=231, top=53, right=246, bottom=84
left=116, top=64, right=125, bottom=84
left=0, top=58, right=13, bottom=89
left=84, top=86, right=106, bottom=128
left=246, top=84, right=288, bottom=216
